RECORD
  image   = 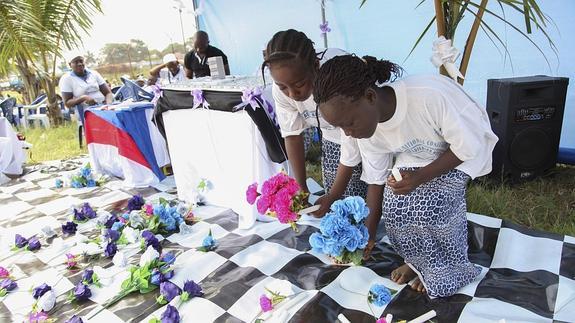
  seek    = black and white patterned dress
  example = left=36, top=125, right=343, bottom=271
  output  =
left=321, top=139, right=367, bottom=198
left=383, top=168, right=481, bottom=297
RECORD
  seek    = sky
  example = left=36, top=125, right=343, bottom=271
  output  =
left=75, top=0, right=198, bottom=56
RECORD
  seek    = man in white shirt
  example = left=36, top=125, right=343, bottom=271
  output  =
left=150, top=54, right=187, bottom=85
left=59, top=55, right=113, bottom=109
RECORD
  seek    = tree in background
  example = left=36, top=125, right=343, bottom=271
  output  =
left=360, top=0, right=554, bottom=85
left=0, top=0, right=103, bottom=126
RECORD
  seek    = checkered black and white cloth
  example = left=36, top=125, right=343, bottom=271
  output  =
left=0, top=159, right=574, bottom=323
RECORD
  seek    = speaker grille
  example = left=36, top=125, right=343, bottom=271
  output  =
left=509, top=128, right=551, bottom=170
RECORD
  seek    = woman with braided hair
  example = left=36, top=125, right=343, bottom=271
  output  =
left=262, top=30, right=368, bottom=212
left=313, top=54, right=497, bottom=297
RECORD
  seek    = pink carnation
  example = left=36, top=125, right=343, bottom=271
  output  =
left=277, top=209, right=298, bottom=224
left=376, top=318, right=387, bottom=323
left=0, top=266, right=9, bottom=278
left=144, top=204, right=153, bottom=215
left=272, top=188, right=293, bottom=214
left=246, top=183, right=259, bottom=205
left=259, top=295, right=273, bottom=312
left=256, top=194, right=272, bottom=214
left=65, top=253, right=78, bottom=268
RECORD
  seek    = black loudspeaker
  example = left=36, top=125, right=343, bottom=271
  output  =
left=486, top=75, right=569, bottom=181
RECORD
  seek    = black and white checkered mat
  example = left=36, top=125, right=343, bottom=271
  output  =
left=1, top=159, right=574, bottom=322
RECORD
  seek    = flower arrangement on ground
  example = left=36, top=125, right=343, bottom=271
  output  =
left=309, top=196, right=370, bottom=265
left=246, top=172, right=309, bottom=230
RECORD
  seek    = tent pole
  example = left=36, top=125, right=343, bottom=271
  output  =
left=321, top=0, right=328, bottom=48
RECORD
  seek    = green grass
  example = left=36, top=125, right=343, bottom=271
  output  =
left=305, top=142, right=575, bottom=236
left=18, top=126, right=575, bottom=236
left=21, top=122, right=87, bottom=163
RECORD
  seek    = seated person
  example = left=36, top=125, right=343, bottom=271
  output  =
left=150, top=54, right=186, bottom=85
left=184, top=31, right=230, bottom=78
left=59, top=54, right=113, bottom=110
left=135, top=75, right=147, bottom=87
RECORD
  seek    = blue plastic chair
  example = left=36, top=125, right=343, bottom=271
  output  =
left=0, top=98, right=18, bottom=126
left=120, top=77, right=154, bottom=102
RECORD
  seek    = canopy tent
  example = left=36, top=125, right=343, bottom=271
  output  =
left=194, top=0, right=574, bottom=152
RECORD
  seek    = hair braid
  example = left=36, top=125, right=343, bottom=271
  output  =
left=313, top=55, right=403, bottom=104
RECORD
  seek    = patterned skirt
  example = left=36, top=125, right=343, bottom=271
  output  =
left=321, top=139, right=368, bottom=198
left=383, top=168, right=480, bottom=297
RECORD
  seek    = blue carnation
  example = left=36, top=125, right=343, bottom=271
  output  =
left=153, top=204, right=167, bottom=218
left=323, top=238, right=344, bottom=257
left=87, top=179, right=96, bottom=187
left=358, top=224, right=369, bottom=249
left=309, top=232, right=326, bottom=252
left=319, top=213, right=350, bottom=237
left=344, top=226, right=362, bottom=252
left=81, top=167, right=91, bottom=178
left=368, top=284, right=392, bottom=307
left=111, top=221, right=124, bottom=232
left=344, top=196, right=370, bottom=223
left=202, top=235, right=215, bottom=248
left=159, top=212, right=176, bottom=231
left=71, top=180, right=83, bottom=188
left=329, top=199, right=347, bottom=216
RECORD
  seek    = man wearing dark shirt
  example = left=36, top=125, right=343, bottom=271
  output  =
left=184, top=31, right=230, bottom=78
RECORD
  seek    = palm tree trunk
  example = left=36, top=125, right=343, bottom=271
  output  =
left=459, top=0, right=488, bottom=85
left=41, top=77, right=63, bottom=126
left=433, top=0, right=449, bottom=77
left=15, top=56, right=40, bottom=104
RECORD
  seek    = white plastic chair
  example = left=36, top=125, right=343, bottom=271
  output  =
left=22, top=97, right=50, bottom=129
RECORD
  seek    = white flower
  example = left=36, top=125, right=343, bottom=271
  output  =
left=113, top=251, right=128, bottom=268
left=179, top=222, right=194, bottom=235
left=128, top=211, right=145, bottom=228
left=40, top=226, right=56, bottom=238
left=96, top=210, right=113, bottom=226
left=139, top=246, right=159, bottom=267
left=122, top=227, right=140, bottom=244
left=176, top=203, right=189, bottom=216
left=37, top=290, right=56, bottom=312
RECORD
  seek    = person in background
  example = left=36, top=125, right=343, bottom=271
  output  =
left=184, top=31, right=230, bottom=78
left=135, top=75, right=147, bottom=87
left=59, top=54, right=113, bottom=109
left=150, top=54, right=186, bottom=85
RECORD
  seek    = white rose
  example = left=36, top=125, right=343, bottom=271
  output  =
left=113, top=251, right=128, bottom=268
left=176, top=203, right=189, bottom=216
left=122, top=227, right=140, bottom=244
left=37, top=290, right=56, bottom=312
left=96, top=210, right=112, bottom=226
left=128, top=211, right=145, bottom=228
left=40, top=226, right=56, bottom=238
left=139, top=246, right=159, bottom=267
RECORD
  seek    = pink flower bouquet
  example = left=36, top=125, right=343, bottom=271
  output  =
left=246, top=172, right=309, bottom=231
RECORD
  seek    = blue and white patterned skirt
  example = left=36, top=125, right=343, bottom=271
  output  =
left=321, top=139, right=367, bottom=198
left=383, top=168, right=480, bottom=297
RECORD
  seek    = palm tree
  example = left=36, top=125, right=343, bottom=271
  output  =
left=0, top=0, right=103, bottom=125
left=360, top=0, right=555, bottom=85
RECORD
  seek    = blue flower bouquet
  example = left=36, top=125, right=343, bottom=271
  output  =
left=309, top=196, right=370, bottom=265
left=68, top=163, right=106, bottom=188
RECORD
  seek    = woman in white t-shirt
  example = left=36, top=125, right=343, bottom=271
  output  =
left=59, top=55, right=113, bottom=109
left=261, top=29, right=367, bottom=209
left=313, top=55, right=498, bottom=297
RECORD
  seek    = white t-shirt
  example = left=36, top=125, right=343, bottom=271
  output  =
left=159, top=66, right=186, bottom=85
left=59, top=69, right=106, bottom=103
left=340, top=74, right=498, bottom=184
left=272, top=48, right=346, bottom=144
